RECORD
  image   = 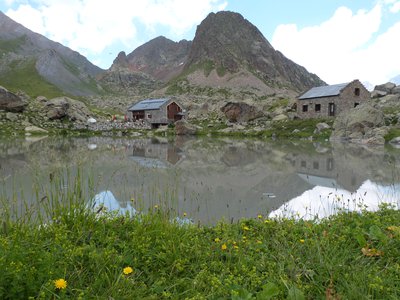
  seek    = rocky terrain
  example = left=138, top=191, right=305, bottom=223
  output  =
left=0, top=10, right=400, bottom=145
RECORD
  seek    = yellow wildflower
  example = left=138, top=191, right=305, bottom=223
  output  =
left=54, top=279, right=67, bottom=290
left=257, top=214, right=263, bottom=219
left=243, top=226, right=250, bottom=231
left=123, top=266, right=134, bottom=275
left=214, top=237, right=221, bottom=243
left=264, top=219, right=270, bottom=224
left=183, top=212, right=187, bottom=217
left=233, top=245, right=239, bottom=249
left=221, top=243, right=227, bottom=250
left=299, top=239, right=305, bottom=243
left=130, top=197, right=135, bottom=202
left=154, top=205, right=159, bottom=209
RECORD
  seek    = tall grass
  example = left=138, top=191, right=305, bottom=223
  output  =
left=0, top=170, right=400, bottom=299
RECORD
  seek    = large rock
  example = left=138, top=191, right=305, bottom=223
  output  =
left=331, top=103, right=385, bottom=144
left=0, top=86, right=27, bottom=112
left=25, top=125, right=48, bottom=135
left=392, top=85, right=400, bottom=95
left=175, top=120, right=200, bottom=135
left=45, top=97, right=91, bottom=123
left=220, top=102, right=263, bottom=123
left=374, top=82, right=396, bottom=94
left=46, top=97, right=69, bottom=120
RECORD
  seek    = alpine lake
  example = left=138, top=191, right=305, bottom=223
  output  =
left=1, top=135, right=400, bottom=224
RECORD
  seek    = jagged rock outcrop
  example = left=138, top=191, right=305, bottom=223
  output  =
left=221, top=102, right=263, bottom=122
left=0, top=85, right=26, bottom=112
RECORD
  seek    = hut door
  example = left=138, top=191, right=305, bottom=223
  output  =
left=328, top=103, right=335, bottom=116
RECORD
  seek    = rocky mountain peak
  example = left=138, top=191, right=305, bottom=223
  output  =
left=110, top=36, right=192, bottom=81
left=184, top=11, right=324, bottom=92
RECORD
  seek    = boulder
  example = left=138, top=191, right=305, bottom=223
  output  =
left=371, top=90, right=387, bottom=98
left=175, top=120, right=199, bottom=135
left=220, top=102, right=263, bottom=123
left=0, top=86, right=27, bottom=112
left=315, top=122, right=331, bottom=133
left=46, top=97, right=69, bottom=120
left=6, top=112, right=18, bottom=122
left=272, top=114, right=288, bottom=122
left=389, top=137, right=400, bottom=145
left=25, top=125, right=48, bottom=135
left=392, top=85, right=400, bottom=95
left=374, top=82, right=396, bottom=94
left=331, top=103, right=385, bottom=142
left=45, top=97, right=91, bottom=123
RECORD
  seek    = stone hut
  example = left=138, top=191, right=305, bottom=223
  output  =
left=127, top=98, right=185, bottom=128
left=297, top=79, right=370, bottom=118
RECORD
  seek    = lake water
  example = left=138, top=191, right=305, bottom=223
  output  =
left=1, top=136, right=399, bottom=224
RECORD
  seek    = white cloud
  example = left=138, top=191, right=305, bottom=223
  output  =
left=6, top=0, right=227, bottom=64
left=389, top=1, right=400, bottom=13
left=271, top=4, right=400, bottom=85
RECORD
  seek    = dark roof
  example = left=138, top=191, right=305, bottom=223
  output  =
left=298, top=82, right=349, bottom=100
left=128, top=98, right=169, bottom=111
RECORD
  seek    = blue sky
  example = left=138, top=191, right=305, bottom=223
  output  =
left=1, top=0, right=400, bottom=86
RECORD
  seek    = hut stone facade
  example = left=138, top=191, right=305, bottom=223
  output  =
left=297, top=80, right=370, bottom=118
left=127, top=98, right=184, bottom=128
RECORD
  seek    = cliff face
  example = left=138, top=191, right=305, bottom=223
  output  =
left=0, top=11, right=104, bottom=97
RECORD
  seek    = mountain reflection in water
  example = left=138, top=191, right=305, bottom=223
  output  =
left=1, top=136, right=399, bottom=223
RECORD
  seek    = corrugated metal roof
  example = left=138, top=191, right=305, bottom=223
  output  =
left=128, top=98, right=169, bottom=111
left=298, top=82, right=350, bottom=100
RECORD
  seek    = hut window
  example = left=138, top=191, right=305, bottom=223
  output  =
left=355, top=88, right=360, bottom=96
left=313, top=161, right=319, bottom=170
left=315, top=104, right=321, bottom=112
left=147, top=114, right=152, bottom=119
left=354, top=102, right=359, bottom=108
left=302, top=105, right=308, bottom=112
left=301, top=161, right=306, bottom=168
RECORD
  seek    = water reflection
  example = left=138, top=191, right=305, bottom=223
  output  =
left=0, top=136, right=399, bottom=223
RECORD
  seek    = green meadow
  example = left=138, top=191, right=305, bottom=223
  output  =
left=1, top=171, right=400, bottom=299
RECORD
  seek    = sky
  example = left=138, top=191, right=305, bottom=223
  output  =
left=1, top=0, right=400, bottom=86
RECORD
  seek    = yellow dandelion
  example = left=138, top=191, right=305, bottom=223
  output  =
left=221, top=243, right=227, bottom=250
left=214, top=237, right=221, bottom=243
left=130, top=197, right=135, bottom=202
left=154, top=204, right=159, bottom=209
left=54, top=278, right=67, bottom=290
left=123, top=266, right=133, bottom=275
left=299, top=239, right=305, bottom=243
left=257, top=214, right=263, bottom=219
left=243, top=226, right=250, bottom=231
left=264, top=219, right=270, bottom=224
left=183, top=212, right=187, bottom=217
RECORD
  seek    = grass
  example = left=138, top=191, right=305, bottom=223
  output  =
left=0, top=59, right=65, bottom=98
left=1, top=170, right=400, bottom=299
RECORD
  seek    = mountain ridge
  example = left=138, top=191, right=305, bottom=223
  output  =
left=0, top=11, right=104, bottom=97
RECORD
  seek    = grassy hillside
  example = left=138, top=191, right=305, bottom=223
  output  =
left=0, top=59, right=65, bottom=98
